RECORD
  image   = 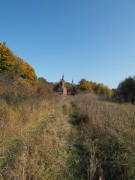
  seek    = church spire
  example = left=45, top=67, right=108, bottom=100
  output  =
left=62, top=73, right=64, bottom=81
left=72, top=78, right=74, bottom=84
left=62, top=75, right=64, bottom=80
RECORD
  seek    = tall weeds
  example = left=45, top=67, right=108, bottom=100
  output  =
left=1, top=93, right=135, bottom=179
left=0, top=95, right=72, bottom=179
left=74, top=94, right=135, bottom=179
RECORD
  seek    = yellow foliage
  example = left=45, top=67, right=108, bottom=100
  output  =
left=0, top=42, right=37, bottom=83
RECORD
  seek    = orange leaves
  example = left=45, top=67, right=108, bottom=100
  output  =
left=78, top=79, right=112, bottom=96
left=0, top=42, right=51, bottom=98
left=0, top=42, right=37, bottom=83
left=78, top=79, right=93, bottom=93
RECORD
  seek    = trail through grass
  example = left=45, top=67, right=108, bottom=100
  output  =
left=67, top=103, right=89, bottom=180
left=1, top=94, right=135, bottom=179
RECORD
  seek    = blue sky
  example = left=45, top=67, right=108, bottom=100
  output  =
left=1, top=0, right=135, bottom=88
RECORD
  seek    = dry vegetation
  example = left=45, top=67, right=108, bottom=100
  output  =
left=0, top=93, right=135, bottom=180
left=73, top=94, right=135, bottom=179
left=0, top=95, right=72, bottom=179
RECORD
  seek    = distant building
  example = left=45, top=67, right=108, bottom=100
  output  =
left=57, top=75, right=77, bottom=96
left=68, top=79, right=77, bottom=95
left=57, top=75, right=67, bottom=95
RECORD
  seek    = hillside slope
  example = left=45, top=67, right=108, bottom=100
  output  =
left=0, top=42, right=37, bottom=83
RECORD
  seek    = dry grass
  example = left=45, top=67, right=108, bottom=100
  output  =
left=0, top=95, right=72, bottom=179
left=73, top=94, right=135, bottom=179
left=1, top=93, right=135, bottom=179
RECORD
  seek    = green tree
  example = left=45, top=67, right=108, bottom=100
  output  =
left=116, top=77, right=135, bottom=103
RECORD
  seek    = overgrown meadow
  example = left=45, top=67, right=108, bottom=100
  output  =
left=72, top=94, right=135, bottom=179
left=0, top=94, right=72, bottom=179
left=1, top=93, right=135, bottom=179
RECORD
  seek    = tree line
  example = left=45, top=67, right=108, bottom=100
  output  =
left=0, top=42, right=52, bottom=99
left=53, top=79, right=112, bottom=96
left=0, top=42, right=135, bottom=103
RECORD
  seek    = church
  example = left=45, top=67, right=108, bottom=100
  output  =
left=57, top=75, right=77, bottom=95
left=57, top=75, right=67, bottom=95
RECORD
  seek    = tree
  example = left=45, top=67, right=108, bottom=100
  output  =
left=36, top=77, right=53, bottom=96
left=116, top=77, right=135, bottom=103
left=78, top=79, right=93, bottom=93
left=93, top=83, right=112, bottom=96
left=0, top=42, right=37, bottom=84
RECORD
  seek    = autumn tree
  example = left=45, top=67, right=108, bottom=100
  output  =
left=78, top=79, right=93, bottom=93
left=77, top=79, right=112, bottom=96
left=93, top=83, right=112, bottom=96
left=0, top=42, right=37, bottom=83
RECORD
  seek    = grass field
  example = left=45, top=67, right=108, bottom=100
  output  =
left=73, top=94, right=135, bottom=179
left=0, top=94, right=135, bottom=179
left=0, top=95, right=72, bottom=179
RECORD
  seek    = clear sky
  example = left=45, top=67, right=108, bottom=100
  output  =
left=1, top=0, right=135, bottom=88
